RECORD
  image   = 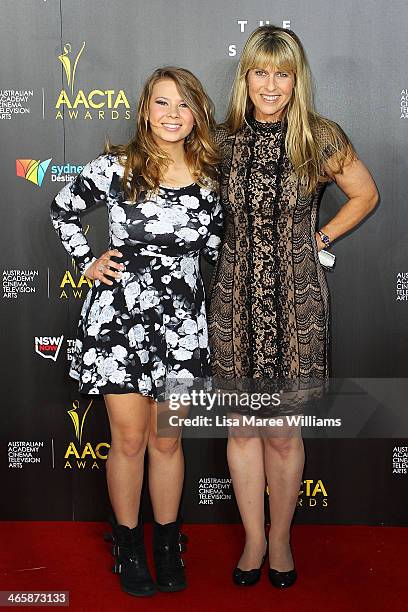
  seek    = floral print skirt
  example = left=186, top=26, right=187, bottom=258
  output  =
left=69, top=247, right=211, bottom=399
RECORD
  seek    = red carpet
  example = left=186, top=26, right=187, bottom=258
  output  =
left=0, top=523, right=406, bottom=611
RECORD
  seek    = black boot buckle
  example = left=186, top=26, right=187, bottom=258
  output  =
left=112, top=561, right=122, bottom=574
left=179, top=532, right=188, bottom=553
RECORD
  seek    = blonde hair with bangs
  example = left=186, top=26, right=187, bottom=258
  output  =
left=224, top=26, right=355, bottom=194
left=107, top=67, right=219, bottom=201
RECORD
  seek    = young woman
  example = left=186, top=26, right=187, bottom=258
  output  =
left=51, top=67, right=222, bottom=597
left=208, top=26, right=378, bottom=588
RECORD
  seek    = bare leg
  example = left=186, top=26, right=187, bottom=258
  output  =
left=227, top=421, right=267, bottom=570
left=263, top=431, right=304, bottom=571
left=105, top=393, right=151, bottom=528
left=147, top=399, right=184, bottom=524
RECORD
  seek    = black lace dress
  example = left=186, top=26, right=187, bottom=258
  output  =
left=208, top=116, right=346, bottom=413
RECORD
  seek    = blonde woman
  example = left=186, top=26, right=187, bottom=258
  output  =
left=209, top=26, right=378, bottom=588
left=51, top=67, right=222, bottom=597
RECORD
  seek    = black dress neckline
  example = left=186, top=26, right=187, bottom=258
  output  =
left=246, top=113, right=284, bottom=136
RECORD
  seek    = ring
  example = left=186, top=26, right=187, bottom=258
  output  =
left=98, top=264, right=105, bottom=272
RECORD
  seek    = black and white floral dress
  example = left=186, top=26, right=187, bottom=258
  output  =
left=50, top=153, right=223, bottom=398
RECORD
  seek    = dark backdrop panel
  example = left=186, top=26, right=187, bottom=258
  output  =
left=1, top=0, right=407, bottom=524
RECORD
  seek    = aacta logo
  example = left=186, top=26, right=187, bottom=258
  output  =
left=60, top=252, right=93, bottom=299
left=267, top=479, right=328, bottom=509
left=34, top=336, right=64, bottom=361
left=297, top=479, right=328, bottom=508
left=16, top=158, right=52, bottom=187
left=55, top=42, right=130, bottom=120
left=64, top=399, right=110, bottom=470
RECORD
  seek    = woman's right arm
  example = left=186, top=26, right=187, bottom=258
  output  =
left=50, top=154, right=123, bottom=285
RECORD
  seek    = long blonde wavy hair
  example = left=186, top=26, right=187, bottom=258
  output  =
left=106, top=67, right=219, bottom=201
left=224, top=25, right=355, bottom=194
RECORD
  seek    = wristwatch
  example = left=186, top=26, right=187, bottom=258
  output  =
left=317, top=229, right=331, bottom=248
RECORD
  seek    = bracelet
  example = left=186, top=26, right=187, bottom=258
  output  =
left=317, top=230, right=331, bottom=248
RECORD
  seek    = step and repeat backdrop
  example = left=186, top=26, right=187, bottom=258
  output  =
left=1, top=0, right=407, bottom=525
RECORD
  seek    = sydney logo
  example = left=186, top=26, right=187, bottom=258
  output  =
left=55, top=41, right=130, bottom=120
left=16, top=158, right=52, bottom=187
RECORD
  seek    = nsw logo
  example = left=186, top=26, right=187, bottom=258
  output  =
left=16, top=158, right=52, bottom=187
left=34, top=335, right=64, bottom=361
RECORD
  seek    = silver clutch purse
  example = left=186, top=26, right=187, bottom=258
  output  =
left=318, top=249, right=336, bottom=270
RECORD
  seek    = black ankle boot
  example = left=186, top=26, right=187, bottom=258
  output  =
left=111, top=522, right=157, bottom=597
left=103, top=514, right=115, bottom=545
left=153, top=519, right=187, bottom=592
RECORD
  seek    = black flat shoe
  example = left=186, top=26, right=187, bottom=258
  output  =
left=268, top=567, right=297, bottom=588
left=233, top=553, right=267, bottom=586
